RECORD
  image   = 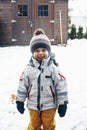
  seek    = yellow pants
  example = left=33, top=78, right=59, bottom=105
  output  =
left=27, top=108, right=56, bottom=130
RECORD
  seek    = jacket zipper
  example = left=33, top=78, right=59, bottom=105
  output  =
left=37, top=74, right=41, bottom=110
left=37, top=62, right=42, bottom=110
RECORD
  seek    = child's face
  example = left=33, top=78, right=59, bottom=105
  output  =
left=33, top=48, right=49, bottom=61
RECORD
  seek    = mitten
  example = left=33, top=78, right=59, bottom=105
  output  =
left=58, top=104, right=67, bottom=117
left=16, top=101, right=25, bottom=114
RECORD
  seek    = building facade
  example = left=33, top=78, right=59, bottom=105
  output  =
left=0, top=0, right=12, bottom=45
left=0, top=0, right=68, bottom=46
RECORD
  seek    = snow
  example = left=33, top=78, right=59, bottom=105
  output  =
left=69, top=0, right=87, bottom=31
left=0, top=39, right=87, bottom=130
left=69, top=0, right=87, bottom=16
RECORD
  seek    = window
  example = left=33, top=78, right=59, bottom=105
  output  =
left=38, top=5, right=48, bottom=17
left=17, top=4, right=28, bottom=17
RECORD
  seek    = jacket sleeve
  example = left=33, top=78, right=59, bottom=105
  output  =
left=16, top=67, right=30, bottom=102
left=52, top=65, right=68, bottom=105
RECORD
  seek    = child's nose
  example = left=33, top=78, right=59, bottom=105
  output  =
left=39, top=51, right=43, bottom=54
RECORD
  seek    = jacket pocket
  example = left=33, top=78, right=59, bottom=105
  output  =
left=27, top=85, right=32, bottom=99
left=49, top=86, right=55, bottom=99
left=45, top=75, right=52, bottom=78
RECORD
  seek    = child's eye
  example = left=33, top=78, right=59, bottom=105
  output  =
left=42, top=49, right=46, bottom=52
left=35, top=50, right=39, bottom=52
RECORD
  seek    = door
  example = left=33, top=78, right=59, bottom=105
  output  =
left=31, top=1, right=54, bottom=44
left=12, top=1, right=33, bottom=45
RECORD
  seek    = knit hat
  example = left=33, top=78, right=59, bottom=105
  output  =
left=30, top=28, right=51, bottom=53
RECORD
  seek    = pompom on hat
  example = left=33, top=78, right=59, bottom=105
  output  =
left=30, top=28, right=51, bottom=53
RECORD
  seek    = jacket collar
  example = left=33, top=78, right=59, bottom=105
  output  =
left=29, top=56, right=50, bottom=68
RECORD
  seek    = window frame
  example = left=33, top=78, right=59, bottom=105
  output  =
left=38, top=4, right=49, bottom=18
left=17, top=3, right=28, bottom=17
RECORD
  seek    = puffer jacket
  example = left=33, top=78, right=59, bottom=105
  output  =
left=16, top=56, right=68, bottom=111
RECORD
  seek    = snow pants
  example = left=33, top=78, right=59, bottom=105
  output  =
left=27, top=108, right=56, bottom=130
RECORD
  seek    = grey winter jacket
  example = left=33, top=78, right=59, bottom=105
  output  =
left=16, top=56, right=68, bottom=111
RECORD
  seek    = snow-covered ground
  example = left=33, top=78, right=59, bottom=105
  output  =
left=0, top=39, right=87, bottom=130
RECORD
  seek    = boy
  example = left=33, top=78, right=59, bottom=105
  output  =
left=16, top=28, right=68, bottom=130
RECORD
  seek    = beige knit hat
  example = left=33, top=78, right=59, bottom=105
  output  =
left=30, top=28, right=51, bottom=53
